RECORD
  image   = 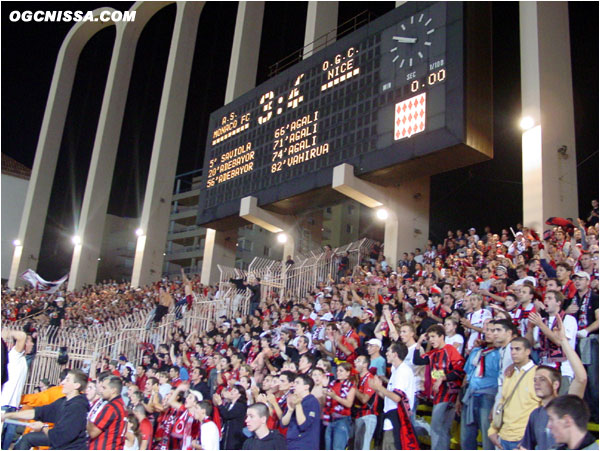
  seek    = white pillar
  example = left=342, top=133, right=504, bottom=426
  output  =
left=200, top=228, right=238, bottom=285
left=202, top=2, right=266, bottom=281
left=8, top=9, right=117, bottom=290
left=303, top=2, right=338, bottom=59
left=225, top=2, right=264, bottom=103
left=131, top=2, right=204, bottom=288
left=520, top=2, right=578, bottom=232
left=332, top=163, right=429, bottom=267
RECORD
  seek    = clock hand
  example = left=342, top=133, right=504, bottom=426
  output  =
left=392, top=36, right=418, bottom=44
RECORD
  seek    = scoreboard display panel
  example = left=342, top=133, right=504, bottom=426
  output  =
left=198, top=2, right=491, bottom=227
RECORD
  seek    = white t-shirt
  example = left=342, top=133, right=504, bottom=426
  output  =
left=466, top=308, right=492, bottom=351
left=445, top=334, right=465, bottom=355
left=200, top=420, right=220, bottom=450
left=403, top=343, right=424, bottom=392
left=0, top=348, right=28, bottom=408
left=383, top=362, right=415, bottom=430
left=534, top=314, right=578, bottom=378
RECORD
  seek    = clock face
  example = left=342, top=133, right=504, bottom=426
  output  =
left=381, top=3, right=447, bottom=85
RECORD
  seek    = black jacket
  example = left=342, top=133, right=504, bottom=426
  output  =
left=242, top=430, right=287, bottom=450
left=34, top=393, right=89, bottom=450
left=219, top=401, right=247, bottom=450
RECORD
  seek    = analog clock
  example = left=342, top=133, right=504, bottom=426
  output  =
left=381, top=3, right=446, bottom=84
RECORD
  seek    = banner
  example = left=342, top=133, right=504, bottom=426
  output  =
left=20, top=269, right=68, bottom=294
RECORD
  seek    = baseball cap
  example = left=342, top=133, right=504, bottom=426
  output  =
left=366, top=338, right=382, bottom=349
left=572, top=271, right=590, bottom=281
left=189, top=390, right=203, bottom=402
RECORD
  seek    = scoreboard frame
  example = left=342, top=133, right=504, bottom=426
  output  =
left=197, top=2, right=492, bottom=230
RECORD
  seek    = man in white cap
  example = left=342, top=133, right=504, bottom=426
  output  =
left=366, top=338, right=386, bottom=377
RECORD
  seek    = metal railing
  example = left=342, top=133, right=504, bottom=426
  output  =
left=2, top=290, right=250, bottom=393
left=218, top=238, right=376, bottom=301
left=268, top=10, right=378, bottom=77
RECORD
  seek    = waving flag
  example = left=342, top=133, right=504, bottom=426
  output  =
left=20, top=269, right=68, bottom=294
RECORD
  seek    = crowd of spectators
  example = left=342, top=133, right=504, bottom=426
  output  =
left=2, top=210, right=599, bottom=450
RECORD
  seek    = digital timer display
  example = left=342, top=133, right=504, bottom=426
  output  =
left=198, top=2, right=492, bottom=227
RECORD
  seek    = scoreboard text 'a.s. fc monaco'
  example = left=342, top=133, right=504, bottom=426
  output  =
left=198, top=2, right=492, bottom=227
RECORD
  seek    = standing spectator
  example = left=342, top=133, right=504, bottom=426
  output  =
left=323, top=362, right=356, bottom=450
left=369, top=342, right=418, bottom=450
left=242, top=402, right=287, bottom=450
left=5, top=369, right=89, bottom=450
left=214, top=384, right=247, bottom=450
left=458, top=320, right=499, bottom=450
left=487, top=337, right=540, bottom=450
left=413, top=324, right=465, bottom=450
left=366, top=338, right=386, bottom=377
left=190, top=401, right=220, bottom=451
left=87, top=375, right=127, bottom=450
left=352, top=355, right=378, bottom=450
left=281, top=374, right=321, bottom=450
left=570, top=270, right=599, bottom=422
left=132, top=404, right=152, bottom=450
left=0, top=329, right=28, bottom=450
left=461, top=294, right=492, bottom=354
left=527, top=290, right=578, bottom=394
left=546, top=395, right=598, bottom=450
left=519, top=313, right=588, bottom=450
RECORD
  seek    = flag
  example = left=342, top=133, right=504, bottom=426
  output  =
left=20, top=269, right=68, bottom=294
left=394, top=92, right=426, bottom=140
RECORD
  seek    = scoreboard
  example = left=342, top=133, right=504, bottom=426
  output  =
left=197, top=2, right=492, bottom=227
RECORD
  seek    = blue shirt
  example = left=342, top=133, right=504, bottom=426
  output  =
left=286, top=394, right=321, bottom=450
left=179, top=366, right=189, bottom=381
left=370, top=355, right=387, bottom=377
left=520, top=405, right=555, bottom=450
left=464, top=346, right=500, bottom=392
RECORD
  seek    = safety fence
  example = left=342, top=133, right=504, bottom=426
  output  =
left=2, top=289, right=249, bottom=393
left=218, top=237, right=376, bottom=301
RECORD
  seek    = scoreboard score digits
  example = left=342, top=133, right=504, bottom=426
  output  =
left=198, top=2, right=490, bottom=226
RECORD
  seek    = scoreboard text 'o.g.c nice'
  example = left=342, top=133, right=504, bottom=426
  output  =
left=197, top=1, right=492, bottom=230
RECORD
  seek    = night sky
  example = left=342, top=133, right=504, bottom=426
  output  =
left=1, top=2, right=598, bottom=279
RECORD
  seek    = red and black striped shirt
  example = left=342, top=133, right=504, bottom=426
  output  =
left=89, top=396, right=127, bottom=450
left=414, top=344, right=465, bottom=404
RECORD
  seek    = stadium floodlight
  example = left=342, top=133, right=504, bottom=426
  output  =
left=519, top=116, right=535, bottom=130
left=135, top=228, right=144, bottom=237
left=277, top=233, right=288, bottom=244
left=376, top=208, right=389, bottom=220
left=72, top=235, right=82, bottom=245
left=13, top=239, right=21, bottom=246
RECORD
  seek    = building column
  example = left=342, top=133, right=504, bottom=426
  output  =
left=303, top=2, right=338, bottom=59
left=200, top=228, right=237, bottom=285
left=225, top=1, right=264, bottom=103
left=520, top=2, right=578, bottom=232
left=8, top=10, right=117, bottom=289
left=131, top=2, right=204, bottom=287
left=332, top=163, right=429, bottom=267
left=67, top=19, right=144, bottom=290
left=202, top=2, right=266, bottom=282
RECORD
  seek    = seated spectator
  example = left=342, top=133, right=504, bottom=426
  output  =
left=4, top=369, right=89, bottom=450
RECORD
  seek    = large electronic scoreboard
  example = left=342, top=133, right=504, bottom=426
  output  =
left=197, top=2, right=492, bottom=228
